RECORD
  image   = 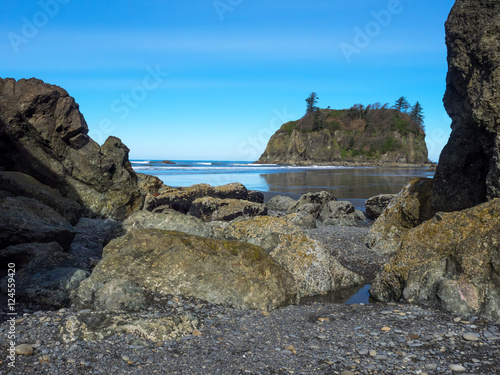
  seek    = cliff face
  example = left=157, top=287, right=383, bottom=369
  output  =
left=257, top=108, right=428, bottom=165
left=0, top=78, right=143, bottom=220
left=432, top=0, right=500, bottom=212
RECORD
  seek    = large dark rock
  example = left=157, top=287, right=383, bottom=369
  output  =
left=0, top=196, right=76, bottom=250
left=432, top=0, right=500, bottom=212
left=0, top=171, right=81, bottom=224
left=0, top=241, right=89, bottom=307
left=0, top=78, right=143, bottom=220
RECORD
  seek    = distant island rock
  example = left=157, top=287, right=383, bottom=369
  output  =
left=257, top=106, right=430, bottom=165
left=161, top=160, right=176, bottom=164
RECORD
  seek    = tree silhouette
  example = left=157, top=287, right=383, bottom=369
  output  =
left=305, top=92, right=319, bottom=114
left=394, top=96, right=410, bottom=113
left=410, top=101, right=425, bottom=130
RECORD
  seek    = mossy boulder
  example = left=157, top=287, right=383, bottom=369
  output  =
left=75, top=229, right=297, bottom=311
left=371, top=199, right=500, bottom=323
left=270, top=233, right=364, bottom=297
left=221, top=215, right=364, bottom=296
left=366, top=178, right=434, bottom=255
left=222, top=214, right=309, bottom=252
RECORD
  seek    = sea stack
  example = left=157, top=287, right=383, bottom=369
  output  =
left=432, top=0, right=500, bottom=212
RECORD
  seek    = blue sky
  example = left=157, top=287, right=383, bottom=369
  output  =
left=1, top=0, right=455, bottom=161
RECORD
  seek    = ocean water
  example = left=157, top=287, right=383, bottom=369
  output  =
left=131, top=160, right=435, bottom=201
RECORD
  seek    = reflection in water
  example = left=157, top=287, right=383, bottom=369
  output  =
left=300, top=284, right=372, bottom=305
left=261, top=167, right=434, bottom=199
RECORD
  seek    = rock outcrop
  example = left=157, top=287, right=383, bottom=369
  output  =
left=367, top=178, right=434, bottom=256
left=144, top=182, right=263, bottom=215
left=432, top=0, right=500, bottom=212
left=371, top=199, right=500, bottom=323
left=257, top=107, right=428, bottom=165
left=75, top=229, right=297, bottom=311
left=0, top=77, right=148, bottom=308
left=0, top=78, right=143, bottom=220
left=189, top=197, right=268, bottom=221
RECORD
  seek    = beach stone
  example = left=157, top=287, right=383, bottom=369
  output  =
left=60, top=310, right=200, bottom=342
left=144, top=182, right=255, bottom=213
left=463, top=332, right=480, bottom=341
left=266, top=195, right=297, bottom=211
left=15, top=344, right=34, bottom=356
left=221, top=214, right=305, bottom=253
left=365, top=194, right=396, bottom=220
left=92, top=279, right=149, bottom=312
left=189, top=197, right=268, bottom=222
left=247, top=190, right=265, bottom=203
left=74, top=229, right=297, bottom=311
left=137, top=173, right=166, bottom=195
left=449, top=364, right=466, bottom=372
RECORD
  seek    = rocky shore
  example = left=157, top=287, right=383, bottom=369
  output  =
left=2, top=1, right=500, bottom=373
left=2, top=222, right=499, bottom=375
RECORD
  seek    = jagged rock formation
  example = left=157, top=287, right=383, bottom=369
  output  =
left=257, top=107, right=428, bottom=165
left=432, top=0, right=500, bottom=212
left=0, top=78, right=145, bottom=308
left=0, top=78, right=143, bottom=220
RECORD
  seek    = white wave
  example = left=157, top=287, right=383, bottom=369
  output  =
left=233, top=163, right=278, bottom=167
left=131, top=160, right=151, bottom=164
